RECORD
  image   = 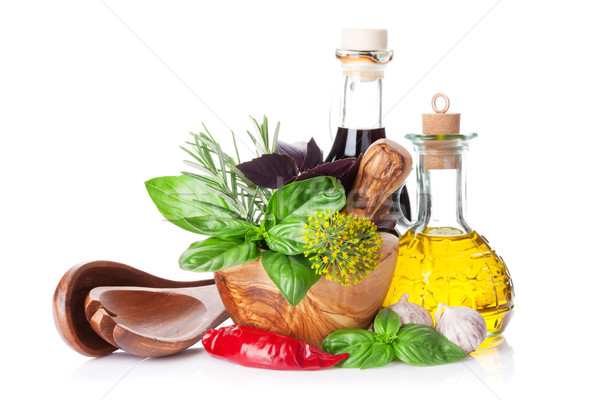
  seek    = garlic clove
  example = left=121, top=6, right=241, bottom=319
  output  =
left=434, top=304, right=487, bottom=354
left=387, top=293, right=434, bottom=327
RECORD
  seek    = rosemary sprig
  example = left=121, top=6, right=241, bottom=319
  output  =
left=248, top=115, right=280, bottom=156
left=181, top=116, right=278, bottom=224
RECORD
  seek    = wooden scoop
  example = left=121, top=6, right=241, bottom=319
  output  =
left=345, top=138, right=412, bottom=218
left=53, top=260, right=227, bottom=357
left=85, top=284, right=227, bottom=357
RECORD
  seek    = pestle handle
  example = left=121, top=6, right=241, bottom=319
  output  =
left=345, top=139, right=412, bottom=219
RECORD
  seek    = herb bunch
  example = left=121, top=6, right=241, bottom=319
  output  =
left=180, top=117, right=276, bottom=224
left=303, top=210, right=383, bottom=285
left=145, top=115, right=377, bottom=308
left=146, top=114, right=348, bottom=307
left=322, top=308, right=468, bottom=369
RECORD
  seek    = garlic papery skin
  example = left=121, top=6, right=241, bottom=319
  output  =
left=434, top=304, right=487, bottom=354
left=387, top=293, right=434, bottom=327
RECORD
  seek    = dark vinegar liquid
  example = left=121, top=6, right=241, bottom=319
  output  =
left=325, top=127, right=386, bottom=162
left=325, top=127, right=411, bottom=221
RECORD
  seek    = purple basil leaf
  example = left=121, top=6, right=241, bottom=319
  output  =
left=290, top=171, right=320, bottom=184
left=236, top=153, right=298, bottom=189
left=339, top=154, right=363, bottom=193
left=292, top=158, right=356, bottom=187
left=277, top=140, right=307, bottom=170
left=303, top=138, right=323, bottom=171
left=305, top=158, right=355, bottom=177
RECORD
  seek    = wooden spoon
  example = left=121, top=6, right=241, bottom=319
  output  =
left=85, top=284, right=228, bottom=357
left=53, top=260, right=224, bottom=357
left=345, top=138, right=412, bottom=218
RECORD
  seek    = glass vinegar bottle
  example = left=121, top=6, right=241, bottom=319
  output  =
left=325, top=28, right=411, bottom=222
left=384, top=94, right=514, bottom=337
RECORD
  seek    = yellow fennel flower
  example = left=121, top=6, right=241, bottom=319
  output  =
left=302, top=209, right=383, bottom=286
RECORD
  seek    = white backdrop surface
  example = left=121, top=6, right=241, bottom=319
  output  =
left=1, top=1, right=598, bottom=399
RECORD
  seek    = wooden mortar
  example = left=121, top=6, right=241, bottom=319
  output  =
left=214, top=232, right=398, bottom=348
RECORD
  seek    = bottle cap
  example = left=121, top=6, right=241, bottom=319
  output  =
left=340, top=28, right=388, bottom=51
left=337, top=29, right=392, bottom=81
left=422, top=93, right=461, bottom=134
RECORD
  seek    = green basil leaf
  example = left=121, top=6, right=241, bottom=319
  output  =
left=265, top=217, right=305, bottom=255
left=265, top=176, right=345, bottom=226
left=145, top=176, right=238, bottom=234
left=360, top=343, right=395, bottom=369
left=184, top=216, right=254, bottom=240
left=393, top=323, right=468, bottom=366
left=373, top=308, right=402, bottom=342
left=192, top=200, right=243, bottom=219
left=179, top=237, right=260, bottom=272
left=244, top=227, right=263, bottom=243
left=322, top=328, right=395, bottom=369
left=260, top=251, right=320, bottom=307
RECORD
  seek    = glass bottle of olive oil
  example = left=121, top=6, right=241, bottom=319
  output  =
left=385, top=94, right=514, bottom=337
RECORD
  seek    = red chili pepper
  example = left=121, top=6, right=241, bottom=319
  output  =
left=201, top=325, right=348, bottom=370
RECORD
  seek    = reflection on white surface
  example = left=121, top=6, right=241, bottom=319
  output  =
left=67, top=335, right=514, bottom=398
left=69, top=348, right=204, bottom=382
left=469, top=336, right=515, bottom=384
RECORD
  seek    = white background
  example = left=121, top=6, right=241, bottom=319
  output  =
left=1, top=1, right=599, bottom=399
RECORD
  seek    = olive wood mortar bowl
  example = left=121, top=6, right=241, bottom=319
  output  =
left=214, top=232, right=399, bottom=348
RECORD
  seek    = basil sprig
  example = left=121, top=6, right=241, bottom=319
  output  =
left=393, top=323, right=468, bottom=366
left=146, top=175, right=345, bottom=307
left=373, top=308, right=401, bottom=342
left=322, top=329, right=395, bottom=369
left=322, top=309, right=468, bottom=369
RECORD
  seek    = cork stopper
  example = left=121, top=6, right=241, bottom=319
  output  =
left=422, top=93, right=461, bottom=169
left=422, top=93, right=461, bottom=134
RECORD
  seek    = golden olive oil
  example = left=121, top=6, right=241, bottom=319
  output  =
left=383, top=229, right=514, bottom=337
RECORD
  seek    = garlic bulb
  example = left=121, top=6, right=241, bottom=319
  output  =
left=387, top=293, right=434, bottom=327
left=434, top=304, right=487, bottom=354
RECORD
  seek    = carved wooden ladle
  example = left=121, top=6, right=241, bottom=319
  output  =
left=53, top=261, right=228, bottom=357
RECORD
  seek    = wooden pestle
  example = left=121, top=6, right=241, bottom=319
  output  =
left=344, top=139, right=412, bottom=219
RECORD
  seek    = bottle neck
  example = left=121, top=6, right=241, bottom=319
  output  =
left=413, top=152, right=471, bottom=236
left=339, top=74, right=383, bottom=129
